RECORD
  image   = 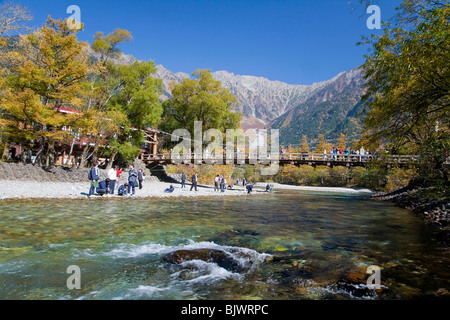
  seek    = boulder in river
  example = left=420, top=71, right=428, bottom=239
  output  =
left=163, top=249, right=243, bottom=272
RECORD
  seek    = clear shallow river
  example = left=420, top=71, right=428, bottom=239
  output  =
left=0, top=190, right=449, bottom=300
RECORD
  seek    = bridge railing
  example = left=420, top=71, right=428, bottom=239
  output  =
left=142, top=152, right=425, bottom=164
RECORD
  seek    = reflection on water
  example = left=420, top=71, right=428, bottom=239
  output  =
left=0, top=190, right=449, bottom=300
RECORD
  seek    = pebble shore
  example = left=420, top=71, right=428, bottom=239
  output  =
left=0, top=180, right=261, bottom=200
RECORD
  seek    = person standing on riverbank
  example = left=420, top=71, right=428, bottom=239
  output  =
left=88, top=162, right=100, bottom=197
left=116, top=166, right=123, bottom=186
left=181, top=172, right=186, bottom=188
left=138, top=169, right=145, bottom=190
left=214, top=174, right=220, bottom=191
left=127, top=165, right=138, bottom=195
left=108, top=166, right=117, bottom=194
left=190, top=172, right=198, bottom=192
left=220, top=175, right=226, bottom=192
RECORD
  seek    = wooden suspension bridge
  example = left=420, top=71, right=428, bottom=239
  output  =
left=139, top=152, right=431, bottom=168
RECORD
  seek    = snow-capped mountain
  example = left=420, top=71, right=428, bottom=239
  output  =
left=154, top=64, right=351, bottom=129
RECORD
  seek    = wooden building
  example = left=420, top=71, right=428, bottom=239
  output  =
left=7, top=106, right=160, bottom=166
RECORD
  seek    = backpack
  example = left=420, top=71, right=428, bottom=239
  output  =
left=88, top=168, right=92, bottom=180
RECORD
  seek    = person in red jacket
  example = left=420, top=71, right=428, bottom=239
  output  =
left=116, top=166, right=123, bottom=186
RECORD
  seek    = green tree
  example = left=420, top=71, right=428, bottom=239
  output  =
left=106, top=60, right=163, bottom=165
left=78, top=28, right=163, bottom=167
left=360, top=0, right=449, bottom=184
left=161, top=69, right=241, bottom=135
left=76, top=28, right=134, bottom=167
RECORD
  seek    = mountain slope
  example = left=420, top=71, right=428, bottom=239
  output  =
left=154, top=65, right=367, bottom=145
left=153, top=65, right=346, bottom=129
left=212, top=70, right=342, bottom=128
left=269, top=68, right=366, bottom=147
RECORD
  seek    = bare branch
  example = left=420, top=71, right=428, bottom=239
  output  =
left=0, top=1, right=33, bottom=37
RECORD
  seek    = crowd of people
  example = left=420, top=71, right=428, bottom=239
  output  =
left=322, top=146, right=374, bottom=161
left=88, top=162, right=273, bottom=197
left=88, top=162, right=146, bottom=197
left=280, top=146, right=375, bottom=162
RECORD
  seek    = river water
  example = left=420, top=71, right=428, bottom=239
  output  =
left=0, top=190, right=449, bottom=300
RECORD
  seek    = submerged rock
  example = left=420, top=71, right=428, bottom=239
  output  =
left=163, top=249, right=243, bottom=272
left=435, top=288, right=450, bottom=297
left=340, top=267, right=367, bottom=284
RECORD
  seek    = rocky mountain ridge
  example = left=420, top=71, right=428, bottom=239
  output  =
left=153, top=64, right=358, bottom=130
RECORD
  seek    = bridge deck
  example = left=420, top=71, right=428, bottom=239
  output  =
left=141, top=153, right=429, bottom=167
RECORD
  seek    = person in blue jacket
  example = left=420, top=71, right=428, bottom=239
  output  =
left=127, top=165, right=138, bottom=195
left=88, top=161, right=100, bottom=197
left=246, top=184, right=253, bottom=194
left=181, top=172, right=186, bottom=188
left=190, top=172, right=198, bottom=192
left=164, top=185, right=175, bottom=193
left=118, top=183, right=128, bottom=196
left=96, top=178, right=111, bottom=196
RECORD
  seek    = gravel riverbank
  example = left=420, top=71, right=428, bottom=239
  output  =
left=0, top=180, right=262, bottom=200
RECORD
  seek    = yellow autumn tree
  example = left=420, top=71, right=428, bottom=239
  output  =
left=0, top=17, right=89, bottom=166
left=299, top=135, right=310, bottom=153
left=315, top=134, right=332, bottom=153
left=337, top=133, right=348, bottom=150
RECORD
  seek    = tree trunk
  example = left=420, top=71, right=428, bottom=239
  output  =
left=43, top=140, right=57, bottom=169
left=106, top=150, right=118, bottom=170
left=90, top=143, right=100, bottom=164
left=80, top=135, right=93, bottom=168
left=21, top=149, right=27, bottom=164
left=65, top=138, right=76, bottom=165
left=1, top=140, right=9, bottom=160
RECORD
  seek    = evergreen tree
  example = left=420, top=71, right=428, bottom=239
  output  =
left=315, top=134, right=332, bottom=153
left=300, top=135, right=310, bottom=153
left=337, top=133, right=347, bottom=150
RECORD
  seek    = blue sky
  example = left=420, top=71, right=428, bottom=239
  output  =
left=14, top=0, right=399, bottom=84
